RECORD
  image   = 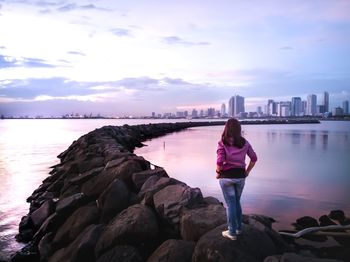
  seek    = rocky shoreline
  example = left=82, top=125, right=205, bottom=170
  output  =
left=10, top=121, right=349, bottom=262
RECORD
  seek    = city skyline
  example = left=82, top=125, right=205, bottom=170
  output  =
left=0, top=1, right=350, bottom=116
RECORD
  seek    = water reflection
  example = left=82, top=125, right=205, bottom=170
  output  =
left=136, top=122, right=350, bottom=230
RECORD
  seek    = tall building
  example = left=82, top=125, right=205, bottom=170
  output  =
left=307, top=94, right=317, bottom=116
left=267, top=99, right=274, bottom=116
left=228, top=97, right=234, bottom=117
left=301, top=100, right=307, bottom=115
left=221, top=103, right=226, bottom=117
left=323, top=92, right=329, bottom=113
left=257, top=106, right=263, bottom=115
left=191, top=109, right=198, bottom=118
left=228, top=95, right=245, bottom=117
left=291, top=97, right=302, bottom=116
left=278, top=101, right=291, bottom=117
left=343, top=100, right=349, bottom=115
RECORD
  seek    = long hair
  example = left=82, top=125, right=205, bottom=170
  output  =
left=221, top=118, right=246, bottom=148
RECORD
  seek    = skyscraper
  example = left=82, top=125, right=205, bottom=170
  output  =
left=228, top=95, right=245, bottom=117
left=323, top=92, right=329, bottom=113
left=291, top=97, right=302, bottom=116
left=278, top=102, right=291, bottom=117
left=228, top=97, right=234, bottom=117
left=343, top=100, right=349, bottom=115
left=221, top=103, right=226, bottom=117
left=307, top=94, right=317, bottom=116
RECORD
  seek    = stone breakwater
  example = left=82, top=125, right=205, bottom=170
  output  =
left=12, top=120, right=344, bottom=262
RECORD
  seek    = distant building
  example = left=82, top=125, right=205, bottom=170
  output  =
left=278, top=101, right=291, bottom=117
left=343, top=100, right=349, bottom=115
left=207, top=108, right=215, bottom=118
left=228, top=95, right=245, bottom=117
left=221, top=103, right=226, bottom=117
left=256, top=106, right=263, bottom=115
left=191, top=109, right=198, bottom=118
left=301, top=100, right=307, bottom=115
left=307, top=94, right=317, bottom=116
left=323, top=92, right=329, bottom=113
left=291, top=97, right=302, bottom=116
left=332, top=107, right=344, bottom=116
left=317, top=105, right=325, bottom=114
left=267, top=99, right=275, bottom=116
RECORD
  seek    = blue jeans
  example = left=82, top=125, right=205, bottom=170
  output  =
left=219, top=178, right=245, bottom=235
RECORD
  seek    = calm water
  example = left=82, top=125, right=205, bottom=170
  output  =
left=135, top=121, right=350, bottom=229
left=0, top=119, right=349, bottom=259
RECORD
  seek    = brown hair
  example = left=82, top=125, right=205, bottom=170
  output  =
left=221, top=118, right=246, bottom=148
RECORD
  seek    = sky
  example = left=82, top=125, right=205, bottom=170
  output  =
left=0, top=0, right=349, bottom=117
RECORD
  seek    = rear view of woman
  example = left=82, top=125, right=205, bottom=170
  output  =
left=216, top=118, right=257, bottom=240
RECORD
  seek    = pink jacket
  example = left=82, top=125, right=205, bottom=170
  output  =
left=216, top=139, right=257, bottom=171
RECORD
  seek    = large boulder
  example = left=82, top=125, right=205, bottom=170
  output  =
left=30, top=200, right=55, bottom=228
left=81, top=160, right=144, bottom=198
left=180, top=204, right=226, bottom=241
left=192, top=224, right=277, bottom=262
left=52, top=202, right=100, bottom=248
left=97, top=179, right=130, bottom=223
left=294, top=216, right=319, bottom=230
left=138, top=176, right=185, bottom=205
left=55, top=192, right=88, bottom=215
left=97, top=245, right=143, bottom=262
left=95, top=204, right=159, bottom=257
left=147, top=239, right=195, bottom=262
left=49, top=224, right=105, bottom=262
left=132, top=168, right=168, bottom=192
left=153, top=184, right=204, bottom=229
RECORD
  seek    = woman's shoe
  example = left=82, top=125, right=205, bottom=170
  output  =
left=222, top=230, right=237, bottom=240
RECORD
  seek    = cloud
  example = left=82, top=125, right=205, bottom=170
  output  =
left=0, top=55, right=16, bottom=68
left=0, top=55, right=55, bottom=68
left=67, top=51, right=86, bottom=56
left=110, top=28, right=131, bottom=37
left=162, top=36, right=210, bottom=46
left=56, top=3, right=109, bottom=12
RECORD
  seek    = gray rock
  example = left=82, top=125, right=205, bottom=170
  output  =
left=52, top=202, right=100, bottom=248
left=95, top=204, right=158, bottom=257
left=294, top=216, right=319, bottom=230
left=69, top=166, right=104, bottom=185
left=97, top=245, right=143, bottom=262
left=147, top=239, right=195, bottom=262
left=319, top=215, right=337, bottom=227
left=82, top=160, right=143, bottom=198
left=49, top=224, right=105, bottom=262
left=180, top=204, right=226, bottom=241
left=38, top=232, right=54, bottom=260
left=98, top=179, right=130, bottom=223
left=30, top=200, right=55, bottom=228
left=55, top=193, right=87, bottom=215
left=153, top=184, right=204, bottom=229
left=329, top=210, right=349, bottom=225
left=204, top=196, right=222, bottom=205
left=132, top=168, right=168, bottom=192
left=138, top=176, right=185, bottom=201
left=192, top=224, right=277, bottom=262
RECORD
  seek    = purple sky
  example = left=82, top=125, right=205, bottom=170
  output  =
left=0, top=0, right=349, bottom=117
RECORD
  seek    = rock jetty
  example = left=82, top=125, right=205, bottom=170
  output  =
left=13, top=120, right=346, bottom=262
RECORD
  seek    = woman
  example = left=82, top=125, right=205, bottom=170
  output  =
left=216, top=118, right=257, bottom=240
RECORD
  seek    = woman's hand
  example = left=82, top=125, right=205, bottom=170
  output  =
left=216, top=167, right=221, bottom=179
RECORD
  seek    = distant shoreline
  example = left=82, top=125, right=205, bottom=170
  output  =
left=0, top=118, right=325, bottom=125
left=2, top=117, right=345, bottom=122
